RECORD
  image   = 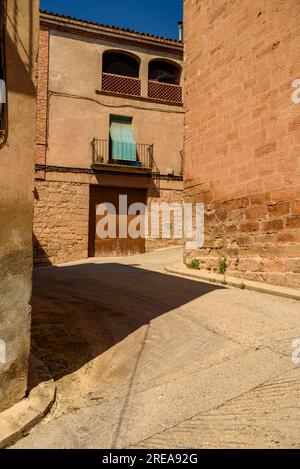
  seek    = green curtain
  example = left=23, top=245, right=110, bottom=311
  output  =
left=110, top=122, right=137, bottom=161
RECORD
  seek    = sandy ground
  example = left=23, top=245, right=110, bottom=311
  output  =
left=12, top=247, right=300, bottom=448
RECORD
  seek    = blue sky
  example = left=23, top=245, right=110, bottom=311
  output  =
left=40, top=0, right=183, bottom=40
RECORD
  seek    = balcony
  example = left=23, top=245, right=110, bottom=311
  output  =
left=102, top=73, right=141, bottom=97
left=100, top=74, right=183, bottom=104
left=91, top=139, right=153, bottom=172
left=148, top=80, right=182, bottom=104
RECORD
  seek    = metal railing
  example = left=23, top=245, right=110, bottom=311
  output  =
left=102, top=73, right=141, bottom=97
left=91, top=139, right=154, bottom=170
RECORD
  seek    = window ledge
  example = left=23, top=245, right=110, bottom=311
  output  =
left=95, top=89, right=184, bottom=107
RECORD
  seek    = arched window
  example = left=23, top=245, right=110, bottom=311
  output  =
left=103, top=51, right=140, bottom=78
left=148, top=59, right=181, bottom=85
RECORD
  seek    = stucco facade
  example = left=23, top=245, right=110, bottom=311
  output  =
left=0, top=0, right=39, bottom=411
left=34, top=12, right=184, bottom=265
left=184, top=0, right=300, bottom=288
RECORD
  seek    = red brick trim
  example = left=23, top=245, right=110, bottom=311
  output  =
left=35, top=26, right=49, bottom=178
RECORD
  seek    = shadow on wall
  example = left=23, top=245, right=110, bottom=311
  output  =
left=32, top=189, right=52, bottom=267
left=5, top=30, right=35, bottom=95
left=0, top=0, right=37, bottom=146
left=6, top=0, right=36, bottom=82
left=33, top=233, right=52, bottom=267
left=29, top=262, right=224, bottom=385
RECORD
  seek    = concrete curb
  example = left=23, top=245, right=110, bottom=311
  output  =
left=165, top=263, right=300, bottom=301
left=0, top=354, right=56, bottom=449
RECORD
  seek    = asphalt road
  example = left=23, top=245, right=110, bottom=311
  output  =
left=13, top=248, right=300, bottom=448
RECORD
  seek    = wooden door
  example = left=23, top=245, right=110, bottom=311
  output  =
left=89, top=186, right=146, bottom=257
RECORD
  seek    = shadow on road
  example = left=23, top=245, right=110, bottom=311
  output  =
left=29, top=262, right=224, bottom=386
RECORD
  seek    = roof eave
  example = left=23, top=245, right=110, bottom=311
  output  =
left=40, top=11, right=184, bottom=54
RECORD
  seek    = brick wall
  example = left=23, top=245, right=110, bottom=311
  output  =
left=35, top=26, right=49, bottom=171
left=184, top=0, right=300, bottom=287
left=34, top=181, right=90, bottom=265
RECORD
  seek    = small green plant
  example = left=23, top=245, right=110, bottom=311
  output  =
left=218, top=257, right=228, bottom=275
left=186, top=259, right=201, bottom=270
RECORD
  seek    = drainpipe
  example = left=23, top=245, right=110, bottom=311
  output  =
left=177, top=21, right=183, bottom=42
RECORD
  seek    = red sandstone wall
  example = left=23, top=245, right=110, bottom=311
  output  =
left=184, top=0, right=300, bottom=287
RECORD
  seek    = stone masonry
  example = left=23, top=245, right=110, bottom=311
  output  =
left=34, top=181, right=89, bottom=265
left=184, top=0, right=300, bottom=288
left=146, top=189, right=184, bottom=251
left=34, top=181, right=183, bottom=265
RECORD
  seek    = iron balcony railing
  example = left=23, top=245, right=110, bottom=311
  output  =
left=91, top=139, right=154, bottom=170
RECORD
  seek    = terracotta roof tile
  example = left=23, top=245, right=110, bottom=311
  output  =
left=40, top=9, right=183, bottom=46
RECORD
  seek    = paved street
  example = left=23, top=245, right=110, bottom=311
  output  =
left=13, top=248, right=300, bottom=449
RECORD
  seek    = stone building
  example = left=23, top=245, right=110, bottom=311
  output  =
left=0, top=0, right=39, bottom=411
left=184, top=0, right=300, bottom=288
left=34, top=11, right=184, bottom=265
